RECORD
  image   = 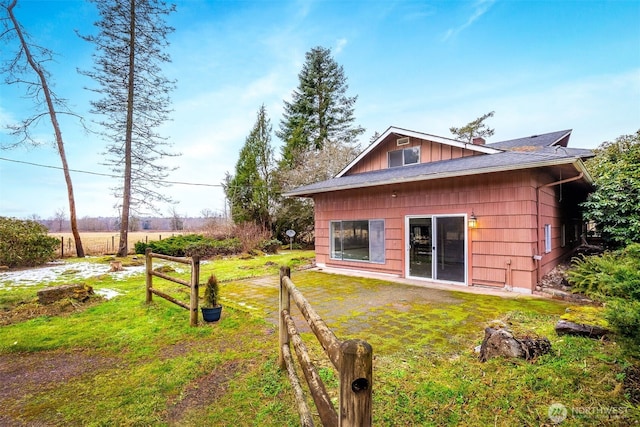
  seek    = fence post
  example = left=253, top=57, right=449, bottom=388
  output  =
left=190, top=255, right=200, bottom=327
left=339, top=339, right=373, bottom=427
left=145, top=248, right=153, bottom=303
left=61, top=236, right=64, bottom=258
left=279, top=266, right=291, bottom=369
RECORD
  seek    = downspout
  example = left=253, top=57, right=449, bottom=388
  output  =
left=535, top=172, right=584, bottom=285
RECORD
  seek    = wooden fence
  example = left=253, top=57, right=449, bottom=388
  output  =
left=145, top=248, right=200, bottom=327
left=54, top=233, right=177, bottom=257
left=278, top=266, right=373, bottom=426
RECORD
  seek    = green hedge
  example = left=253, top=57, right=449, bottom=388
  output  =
left=0, top=217, right=60, bottom=267
left=134, top=234, right=242, bottom=257
left=569, top=243, right=640, bottom=344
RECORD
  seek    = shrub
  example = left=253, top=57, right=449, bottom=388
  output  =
left=135, top=234, right=243, bottom=258
left=203, top=274, right=219, bottom=307
left=605, top=299, right=640, bottom=341
left=0, top=217, right=60, bottom=267
left=233, top=222, right=272, bottom=253
left=259, top=239, right=281, bottom=254
left=569, top=244, right=640, bottom=300
left=184, top=238, right=242, bottom=258
left=568, top=243, right=640, bottom=343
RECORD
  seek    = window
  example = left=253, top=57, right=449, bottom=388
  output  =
left=330, top=220, right=385, bottom=263
left=544, top=224, right=552, bottom=253
left=388, top=147, right=420, bottom=168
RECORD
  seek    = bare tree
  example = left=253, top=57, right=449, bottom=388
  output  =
left=80, top=0, right=178, bottom=256
left=168, top=206, right=183, bottom=231
left=53, top=208, right=67, bottom=232
left=1, top=0, right=85, bottom=256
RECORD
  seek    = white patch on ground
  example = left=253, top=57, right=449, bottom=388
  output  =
left=0, top=258, right=208, bottom=289
left=95, top=288, right=122, bottom=300
left=0, top=261, right=146, bottom=289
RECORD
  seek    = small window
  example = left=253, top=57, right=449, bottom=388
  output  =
left=544, top=224, right=552, bottom=253
left=388, top=147, right=420, bottom=168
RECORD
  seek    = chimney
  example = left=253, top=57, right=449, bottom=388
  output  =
left=472, top=137, right=486, bottom=145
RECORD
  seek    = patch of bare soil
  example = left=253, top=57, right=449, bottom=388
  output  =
left=538, top=259, right=595, bottom=304
left=625, top=364, right=640, bottom=404
left=0, top=295, right=105, bottom=326
left=0, top=350, right=123, bottom=426
left=164, top=360, right=241, bottom=424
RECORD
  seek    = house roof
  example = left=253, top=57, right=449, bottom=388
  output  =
left=487, top=129, right=572, bottom=149
left=284, top=129, right=594, bottom=197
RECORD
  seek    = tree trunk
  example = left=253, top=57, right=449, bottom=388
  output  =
left=117, top=0, right=137, bottom=257
left=8, top=0, right=85, bottom=258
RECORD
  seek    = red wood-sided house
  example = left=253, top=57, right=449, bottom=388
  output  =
left=285, top=127, right=594, bottom=294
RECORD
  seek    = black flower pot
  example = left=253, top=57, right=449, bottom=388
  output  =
left=201, top=305, right=222, bottom=322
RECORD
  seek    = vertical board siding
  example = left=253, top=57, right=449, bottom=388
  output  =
left=346, top=135, right=481, bottom=175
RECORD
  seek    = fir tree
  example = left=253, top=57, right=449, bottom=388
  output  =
left=277, top=46, right=364, bottom=171
left=80, top=0, right=178, bottom=256
left=224, top=105, right=276, bottom=229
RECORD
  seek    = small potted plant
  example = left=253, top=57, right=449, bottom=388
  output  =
left=201, top=274, right=222, bottom=322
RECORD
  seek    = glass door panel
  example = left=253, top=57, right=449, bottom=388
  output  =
left=408, top=217, right=432, bottom=278
left=434, top=216, right=465, bottom=282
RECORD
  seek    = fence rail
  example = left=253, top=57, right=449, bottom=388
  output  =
left=53, top=233, right=177, bottom=257
left=279, top=266, right=372, bottom=426
left=145, top=248, right=200, bottom=326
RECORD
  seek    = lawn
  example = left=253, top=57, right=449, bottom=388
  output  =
left=0, top=251, right=638, bottom=426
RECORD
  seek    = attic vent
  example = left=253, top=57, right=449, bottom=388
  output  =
left=397, top=137, right=410, bottom=146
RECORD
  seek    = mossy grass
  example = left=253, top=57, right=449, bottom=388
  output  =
left=0, top=251, right=637, bottom=425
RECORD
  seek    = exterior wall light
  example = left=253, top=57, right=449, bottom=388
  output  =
left=391, top=191, right=397, bottom=198
left=468, top=211, right=478, bottom=228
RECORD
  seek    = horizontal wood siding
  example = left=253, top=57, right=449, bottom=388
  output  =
left=313, top=167, right=587, bottom=292
left=315, top=170, right=539, bottom=289
left=346, top=135, right=481, bottom=175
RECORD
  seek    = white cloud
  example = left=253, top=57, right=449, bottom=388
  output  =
left=442, top=0, right=496, bottom=42
left=334, top=38, right=348, bottom=54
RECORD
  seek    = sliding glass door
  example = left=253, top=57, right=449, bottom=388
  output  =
left=407, top=215, right=466, bottom=283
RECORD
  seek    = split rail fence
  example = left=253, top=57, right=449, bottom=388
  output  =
left=145, top=248, right=200, bottom=326
left=278, top=266, right=373, bottom=426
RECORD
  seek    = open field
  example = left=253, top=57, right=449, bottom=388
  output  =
left=50, top=231, right=185, bottom=257
left=0, top=251, right=638, bottom=425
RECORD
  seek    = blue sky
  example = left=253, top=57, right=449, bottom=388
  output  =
left=1, top=0, right=639, bottom=220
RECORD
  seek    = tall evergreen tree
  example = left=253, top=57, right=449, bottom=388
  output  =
left=277, top=46, right=364, bottom=171
left=275, top=46, right=364, bottom=243
left=224, top=105, right=276, bottom=229
left=1, top=0, right=85, bottom=257
left=80, top=0, right=177, bottom=256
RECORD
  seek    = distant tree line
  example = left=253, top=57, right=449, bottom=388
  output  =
left=33, top=215, right=226, bottom=233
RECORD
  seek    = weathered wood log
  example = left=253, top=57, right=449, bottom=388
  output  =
left=479, top=327, right=551, bottom=362
left=37, top=284, right=94, bottom=305
left=555, top=319, right=610, bottom=339
left=283, top=309, right=338, bottom=427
